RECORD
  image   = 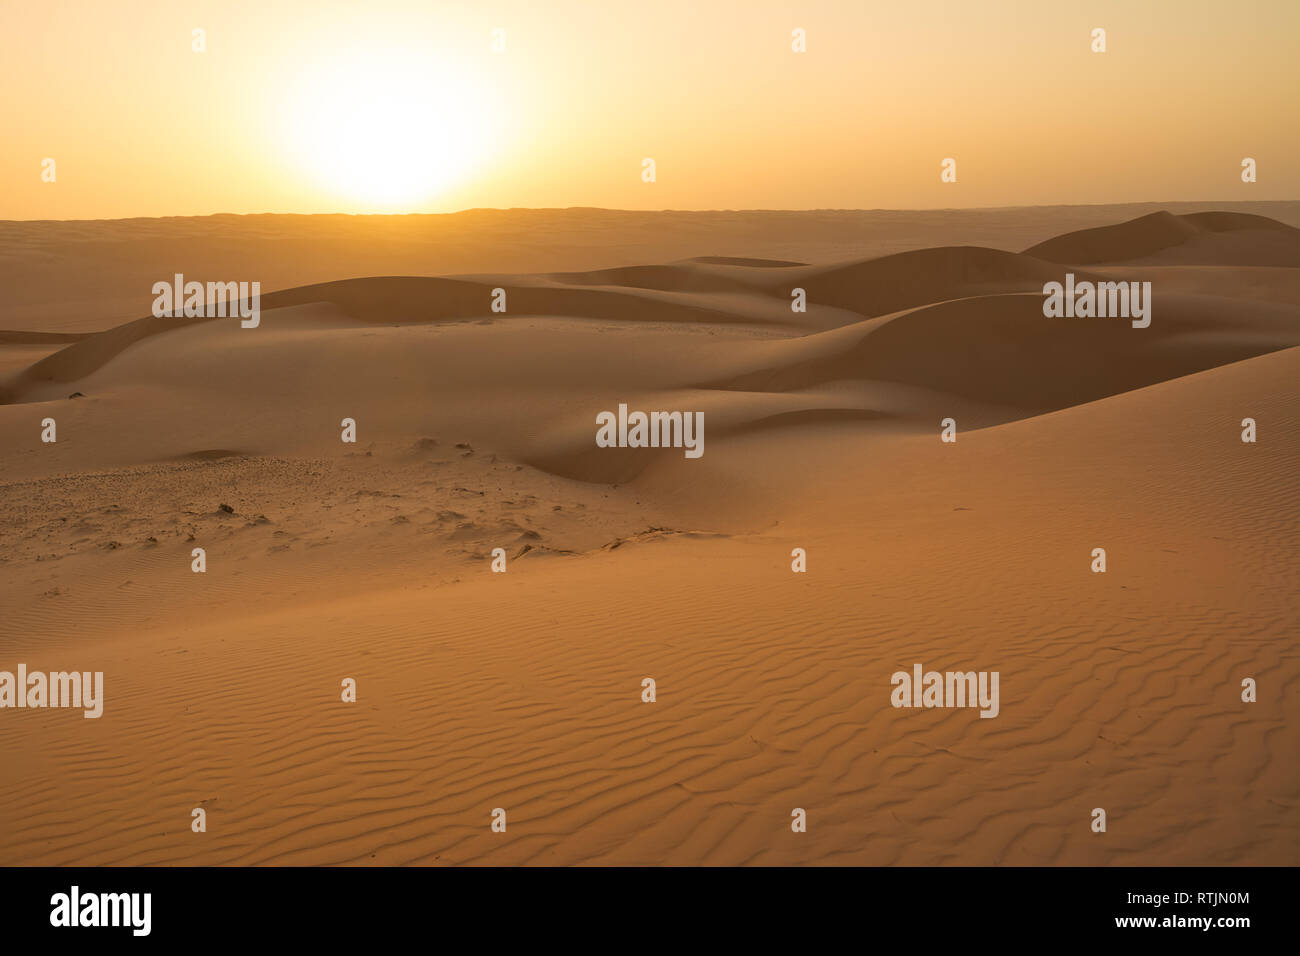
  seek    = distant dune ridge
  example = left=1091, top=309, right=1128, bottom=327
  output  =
left=4, top=209, right=1299, bottom=446
left=0, top=206, right=1296, bottom=866
left=1024, top=210, right=1300, bottom=266
left=3, top=200, right=1299, bottom=333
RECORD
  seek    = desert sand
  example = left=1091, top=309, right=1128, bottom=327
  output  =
left=0, top=204, right=1296, bottom=865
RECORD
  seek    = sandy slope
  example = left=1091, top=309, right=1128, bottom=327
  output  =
left=0, top=208, right=1296, bottom=865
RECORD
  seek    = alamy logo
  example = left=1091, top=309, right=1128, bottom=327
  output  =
left=891, top=664, right=1000, bottom=718
left=1042, top=273, right=1151, bottom=328
left=0, top=665, right=103, bottom=718
left=152, top=273, right=261, bottom=328
left=595, top=403, right=704, bottom=458
left=50, top=886, right=150, bottom=936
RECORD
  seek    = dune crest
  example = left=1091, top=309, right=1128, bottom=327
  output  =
left=1024, top=210, right=1300, bottom=266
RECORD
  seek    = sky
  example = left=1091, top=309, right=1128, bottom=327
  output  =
left=2, top=0, right=1297, bottom=219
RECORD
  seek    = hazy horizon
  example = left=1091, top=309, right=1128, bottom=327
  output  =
left=5, top=197, right=1300, bottom=226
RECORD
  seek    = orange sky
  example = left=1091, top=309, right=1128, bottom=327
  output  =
left=2, top=0, right=1297, bottom=219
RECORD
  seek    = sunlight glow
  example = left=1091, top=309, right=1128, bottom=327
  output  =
left=281, top=51, right=501, bottom=208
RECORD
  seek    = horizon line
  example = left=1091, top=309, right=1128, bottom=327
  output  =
left=5, top=197, right=1300, bottom=226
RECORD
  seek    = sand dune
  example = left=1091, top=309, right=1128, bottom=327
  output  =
left=1024, top=209, right=1300, bottom=266
left=0, top=207, right=1296, bottom=865
left=702, top=292, right=1300, bottom=409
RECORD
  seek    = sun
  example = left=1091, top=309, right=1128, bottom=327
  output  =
left=281, top=52, right=501, bottom=209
